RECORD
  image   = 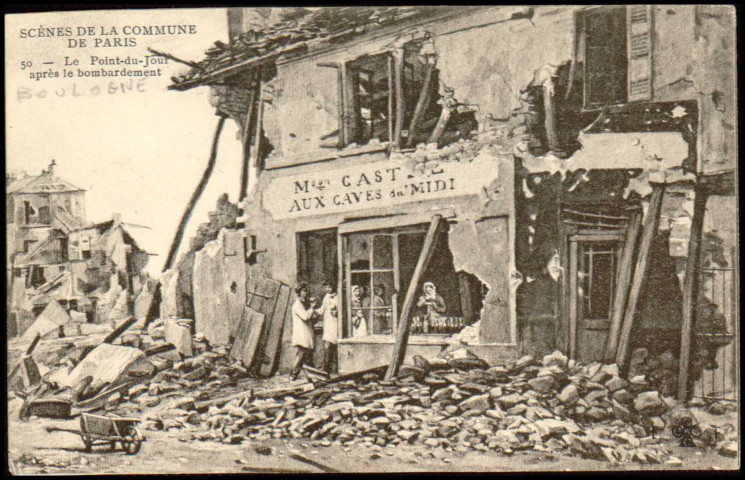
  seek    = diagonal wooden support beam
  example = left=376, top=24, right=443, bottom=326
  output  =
left=604, top=210, right=642, bottom=361
left=385, top=214, right=443, bottom=380
left=405, top=61, right=437, bottom=148
left=615, top=183, right=665, bottom=367
left=677, top=189, right=709, bottom=401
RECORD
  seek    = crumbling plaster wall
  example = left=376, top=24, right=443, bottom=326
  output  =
left=434, top=7, right=575, bottom=122
left=654, top=5, right=736, bottom=175
left=192, top=228, right=247, bottom=345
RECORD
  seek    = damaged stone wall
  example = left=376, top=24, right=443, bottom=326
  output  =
left=192, top=228, right=247, bottom=345
left=653, top=5, right=736, bottom=175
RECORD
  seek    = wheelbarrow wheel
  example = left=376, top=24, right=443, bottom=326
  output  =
left=122, top=427, right=142, bottom=455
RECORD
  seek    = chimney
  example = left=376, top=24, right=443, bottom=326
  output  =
left=112, top=212, right=122, bottom=226
left=47, top=159, right=57, bottom=176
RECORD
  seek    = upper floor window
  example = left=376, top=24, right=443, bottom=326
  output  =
left=581, top=6, right=653, bottom=109
left=347, top=53, right=393, bottom=145
left=335, top=41, right=452, bottom=149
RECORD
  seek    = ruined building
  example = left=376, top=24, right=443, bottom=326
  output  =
left=7, top=161, right=153, bottom=337
left=163, top=6, right=737, bottom=400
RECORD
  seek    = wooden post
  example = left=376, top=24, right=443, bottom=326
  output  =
left=568, top=240, right=579, bottom=359
left=385, top=215, right=443, bottom=380
left=677, top=189, right=709, bottom=401
left=542, top=80, right=560, bottom=152
left=387, top=55, right=395, bottom=144
left=146, top=114, right=227, bottom=323
left=615, top=183, right=666, bottom=367
left=457, top=273, right=474, bottom=325
left=392, top=48, right=405, bottom=148
left=405, top=61, right=436, bottom=148
left=604, top=210, right=642, bottom=361
left=103, top=316, right=137, bottom=344
left=251, top=79, right=265, bottom=169
left=428, top=107, right=452, bottom=145
left=239, top=74, right=259, bottom=201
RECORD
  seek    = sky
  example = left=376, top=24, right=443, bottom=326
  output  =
left=6, top=8, right=244, bottom=275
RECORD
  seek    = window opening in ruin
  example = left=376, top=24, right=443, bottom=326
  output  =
left=24, top=201, right=38, bottom=225
left=580, top=5, right=653, bottom=109
left=342, top=42, right=450, bottom=148
left=341, top=222, right=483, bottom=339
left=23, top=240, right=37, bottom=253
left=28, top=265, right=47, bottom=288
left=347, top=53, right=393, bottom=145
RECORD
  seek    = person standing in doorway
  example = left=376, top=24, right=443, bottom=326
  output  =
left=290, top=283, right=317, bottom=381
left=315, top=281, right=338, bottom=373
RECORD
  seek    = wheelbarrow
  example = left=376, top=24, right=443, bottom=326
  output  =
left=46, top=413, right=143, bottom=454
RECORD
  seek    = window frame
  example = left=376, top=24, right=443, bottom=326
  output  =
left=580, top=5, right=654, bottom=111
left=342, top=52, right=397, bottom=148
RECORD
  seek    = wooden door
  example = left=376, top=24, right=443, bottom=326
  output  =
left=569, top=237, right=623, bottom=362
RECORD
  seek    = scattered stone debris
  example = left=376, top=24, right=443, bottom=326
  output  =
left=11, top=315, right=738, bottom=467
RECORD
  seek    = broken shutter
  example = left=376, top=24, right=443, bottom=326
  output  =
left=626, top=5, right=653, bottom=102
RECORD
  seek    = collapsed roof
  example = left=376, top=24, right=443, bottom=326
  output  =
left=168, top=7, right=452, bottom=91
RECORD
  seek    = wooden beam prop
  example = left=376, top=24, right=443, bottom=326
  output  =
left=542, top=81, right=560, bottom=151
left=568, top=240, right=579, bottom=359
left=604, top=211, right=642, bottom=361
left=392, top=49, right=406, bottom=148
left=102, top=316, right=137, bottom=344
left=615, top=184, right=666, bottom=367
left=162, top=114, right=227, bottom=271
left=677, top=189, right=709, bottom=401
left=405, top=61, right=437, bottom=148
left=146, top=114, right=227, bottom=324
left=239, top=72, right=259, bottom=201
left=428, top=106, right=452, bottom=145
left=385, top=215, right=443, bottom=380
left=251, top=80, right=265, bottom=170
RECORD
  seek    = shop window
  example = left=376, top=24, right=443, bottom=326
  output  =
left=580, top=5, right=653, bottom=109
left=341, top=223, right=483, bottom=338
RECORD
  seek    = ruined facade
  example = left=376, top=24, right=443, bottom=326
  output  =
left=7, top=162, right=153, bottom=336
left=167, top=6, right=737, bottom=396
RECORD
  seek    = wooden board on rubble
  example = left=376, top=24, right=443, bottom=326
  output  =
left=255, top=283, right=291, bottom=377
left=231, top=307, right=265, bottom=367
left=246, top=275, right=282, bottom=315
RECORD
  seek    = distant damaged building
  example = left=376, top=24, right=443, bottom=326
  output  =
left=165, top=6, right=737, bottom=400
left=7, top=161, right=153, bottom=337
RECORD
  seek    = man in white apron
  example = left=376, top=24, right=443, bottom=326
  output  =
left=315, top=281, right=338, bottom=373
left=290, top=283, right=317, bottom=380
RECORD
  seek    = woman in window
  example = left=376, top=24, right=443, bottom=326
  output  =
left=351, top=284, right=368, bottom=337
left=416, top=281, right=447, bottom=332
left=364, top=283, right=389, bottom=333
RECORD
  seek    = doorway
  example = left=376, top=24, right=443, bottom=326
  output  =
left=569, top=236, right=623, bottom=362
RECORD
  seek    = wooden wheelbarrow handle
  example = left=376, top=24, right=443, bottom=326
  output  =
left=45, top=426, right=125, bottom=442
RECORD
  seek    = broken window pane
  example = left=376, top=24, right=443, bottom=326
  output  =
left=348, top=54, right=392, bottom=145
